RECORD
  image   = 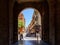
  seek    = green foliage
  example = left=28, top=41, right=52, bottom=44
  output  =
left=18, top=20, right=24, bottom=28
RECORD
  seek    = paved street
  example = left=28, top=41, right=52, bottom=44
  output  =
left=18, top=34, right=41, bottom=40
left=13, top=34, right=48, bottom=45
left=13, top=40, right=48, bottom=45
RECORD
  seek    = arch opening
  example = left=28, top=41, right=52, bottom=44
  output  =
left=18, top=8, right=42, bottom=44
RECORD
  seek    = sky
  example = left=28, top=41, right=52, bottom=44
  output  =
left=21, top=8, right=34, bottom=28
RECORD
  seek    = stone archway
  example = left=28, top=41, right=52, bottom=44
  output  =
left=13, top=1, right=49, bottom=44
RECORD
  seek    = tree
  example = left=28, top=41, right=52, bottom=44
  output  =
left=18, top=20, right=24, bottom=29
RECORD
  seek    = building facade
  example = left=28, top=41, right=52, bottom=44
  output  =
left=18, top=13, right=25, bottom=34
left=27, top=9, right=41, bottom=35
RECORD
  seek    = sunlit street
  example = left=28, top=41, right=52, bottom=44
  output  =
left=18, top=33, right=41, bottom=40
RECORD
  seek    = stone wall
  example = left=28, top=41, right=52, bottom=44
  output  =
left=48, top=0, right=56, bottom=45
left=9, top=0, right=15, bottom=44
left=0, top=0, right=9, bottom=45
left=48, top=0, right=60, bottom=45
left=55, top=0, right=60, bottom=45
